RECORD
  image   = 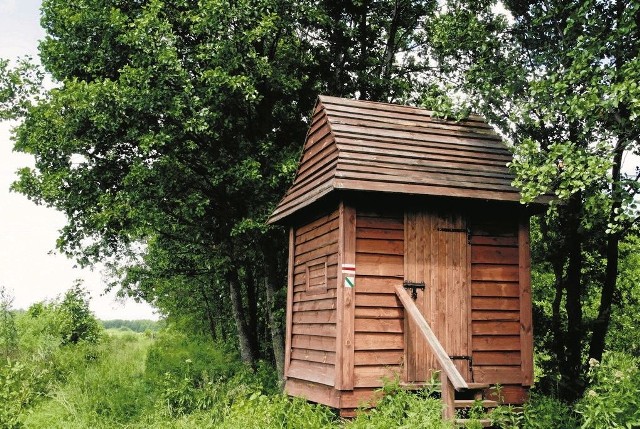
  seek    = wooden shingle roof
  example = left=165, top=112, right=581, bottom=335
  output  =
left=269, top=95, right=526, bottom=224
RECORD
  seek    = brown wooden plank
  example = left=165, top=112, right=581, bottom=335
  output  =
left=471, top=264, right=519, bottom=282
left=354, top=307, right=403, bottom=319
left=473, top=366, right=522, bottom=384
left=472, top=282, right=520, bottom=297
left=339, top=387, right=382, bottom=409
left=472, top=335, right=520, bottom=351
left=353, top=365, right=402, bottom=388
left=285, top=227, right=295, bottom=378
left=295, top=231, right=338, bottom=256
left=354, top=276, right=400, bottom=293
left=292, top=323, right=337, bottom=337
left=292, top=297, right=336, bottom=312
left=471, top=321, right=521, bottom=336
left=354, top=350, right=404, bottom=366
left=355, top=293, right=401, bottom=308
left=469, top=235, right=518, bottom=246
left=519, top=218, right=534, bottom=386
left=290, top=348, right=336, bottom=365
left=473, top=351, right=521, bottom=366
left=472, top=297, right=519, bottom=311
left=292, top=334, right=336, bottom=352
left=294, top=242, right=339, bottom=266
left=292, top=309, right=337, bottom=324
left=293, top=289, right=336, bottom=303
left=354, top=332, right=404, bottom=350
left=356, top=216, right=403, bottom=230
left=333, top=178, right=521, bottom=203
left=288, top=359, right=335, bottom=386
left=472, top=310, right=520, bottom=321
left=285, top=377, right=340, bottom=408
left=356, top=238, right=404, bottom=255
left=336, top=202, right=356, bottom=390
left=356, top=227, right=404, bottom=240
left=471, top=245, right=519, bottom=264
left=395, top=285, right=468, bottom=390
left=354, top=317, right=403, bottom=333
left=483, top=385, right=529, bottom=405
left=295, top=217, right=339, bottom=245
left=355, top=253, right=404, bottom=277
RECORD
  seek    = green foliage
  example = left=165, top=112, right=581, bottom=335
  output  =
left=58, top=281, right=102, bottom=345
left=348, top=380, right=449, bottom=429
left=576, top=352, right=640, bottom=428
left=101, top=318, right=163, bottom=332
left=0, top=286, right=18, bottom=360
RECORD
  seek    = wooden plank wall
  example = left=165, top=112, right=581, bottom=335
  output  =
left=470, top=215, right=524, bottom=388
left=353, top=211, right=405, bottom=388
left=288, top=209, right=340, bottom=387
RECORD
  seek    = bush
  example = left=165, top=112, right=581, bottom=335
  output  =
left=575, top=352, right=640, bottom=428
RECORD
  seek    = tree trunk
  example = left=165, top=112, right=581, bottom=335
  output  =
left=228, top=273, right=257, bottom=367
left=265, top=275, right=285, bottom=382
left=559, top=193, right=585, bottom=402
left=589, top=141, right=625, bottom=361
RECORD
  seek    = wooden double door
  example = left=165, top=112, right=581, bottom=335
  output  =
left=404, top=210, right=472, bottom=383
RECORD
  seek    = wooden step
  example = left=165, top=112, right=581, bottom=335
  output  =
left=464, top=383, right=490, bottom=390
left=455, top=418, right=492, bottom=427
left=454, top=399, right=499, bottom=408
left=399, top=381, right=440, bottom=391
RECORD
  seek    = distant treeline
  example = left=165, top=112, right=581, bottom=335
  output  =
left=101, top=319, right=164, bottom=333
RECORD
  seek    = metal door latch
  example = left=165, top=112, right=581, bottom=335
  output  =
left=403, top=281, right=425, bottom=300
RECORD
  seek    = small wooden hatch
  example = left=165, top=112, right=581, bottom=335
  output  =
left=269, top=96, right=544, bottom=417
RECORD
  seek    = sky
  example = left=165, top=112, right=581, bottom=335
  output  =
left=0, top=0, right=158, bottom=319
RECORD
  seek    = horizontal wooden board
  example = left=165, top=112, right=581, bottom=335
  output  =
left=471, top=245, right=519, bottom=264
left=472, top=335, right=520, bottom=351
left=295, top=217, right=339, bottom=245
left=472, top=321, right=520, bottom=336
left=293, top=287, right=337, bottom=303
left=356, top=238, right=404, bottom=255
left=354, top=350, right=404, bottom=366
left=292, top=298, right=336, bottom=312
left=290, top=348, right=336, bottom=365
left=353, top=365, right=402, bottom=388
left=472, top=297, right=520, bottom=311
left=355, top=253, right=404, bottom=277
left=292, top=323, right=337, bottom=337
left=473, top=366, right=522, bottom=384
left=293, top=309, right=337, bottom=324
left=356, top=216, right=403, bottom=230
left=469, top=235, right=518, bottom=246
left=483, top=385, right=529, bottom=405
left=354, top=317, right=403, bottom=333
left=354, top=307, right=403, bottom=319
left=472, top=310, right=519, bottom=321
left=472, top=282, right=520, bottom=297
left=294, top=243, right=339, bottom=266
left=356, top=227, right=404, bottom=240
left=285, top=378, right=340, bottom=408
left=288, top=359, right=335, bottom=386
left=354, top=332, right=403, bottom=350
left=473, top=351, right=521, bottom=366
left=355, top=293, right=401, bottom=308
left=292, top=334, right=336, bottom=352
left=354, top=276, right=401, bottom=293
left=471, top=264, right=519, bottom=282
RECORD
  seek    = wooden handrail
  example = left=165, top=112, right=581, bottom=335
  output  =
left=394, top=284, right=469, bottom=390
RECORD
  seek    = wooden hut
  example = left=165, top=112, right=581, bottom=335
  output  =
left=268, top=96, right=545, bottom=418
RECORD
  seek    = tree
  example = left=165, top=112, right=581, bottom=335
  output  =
left=427, top=0, right=640, bottom=400
left=2, top=0, right=437, bottom=371
left=0, top=286, right=18, bottom=360
left=57, top=281, right=102, bottom=345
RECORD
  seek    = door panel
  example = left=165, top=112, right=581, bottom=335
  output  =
left=404, top=210, right=471, bottom=382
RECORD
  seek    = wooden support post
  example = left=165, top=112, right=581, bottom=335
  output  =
left=284, top=227, right=295, bottom=379
left=519, top=216, right=534, bottom=386
left=441, top=371, right=455, bottom=421
left=336, top=201, right=356, bottom=390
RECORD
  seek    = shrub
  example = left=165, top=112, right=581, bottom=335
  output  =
left=575, top=352, right=640, bottom=428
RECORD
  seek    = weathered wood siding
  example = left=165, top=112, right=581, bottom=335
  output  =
left=288, top=209, right=339, bottom=387
left=470, top=214, right=523, bottom=386
left=353, top=211, right=405, bottom=388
